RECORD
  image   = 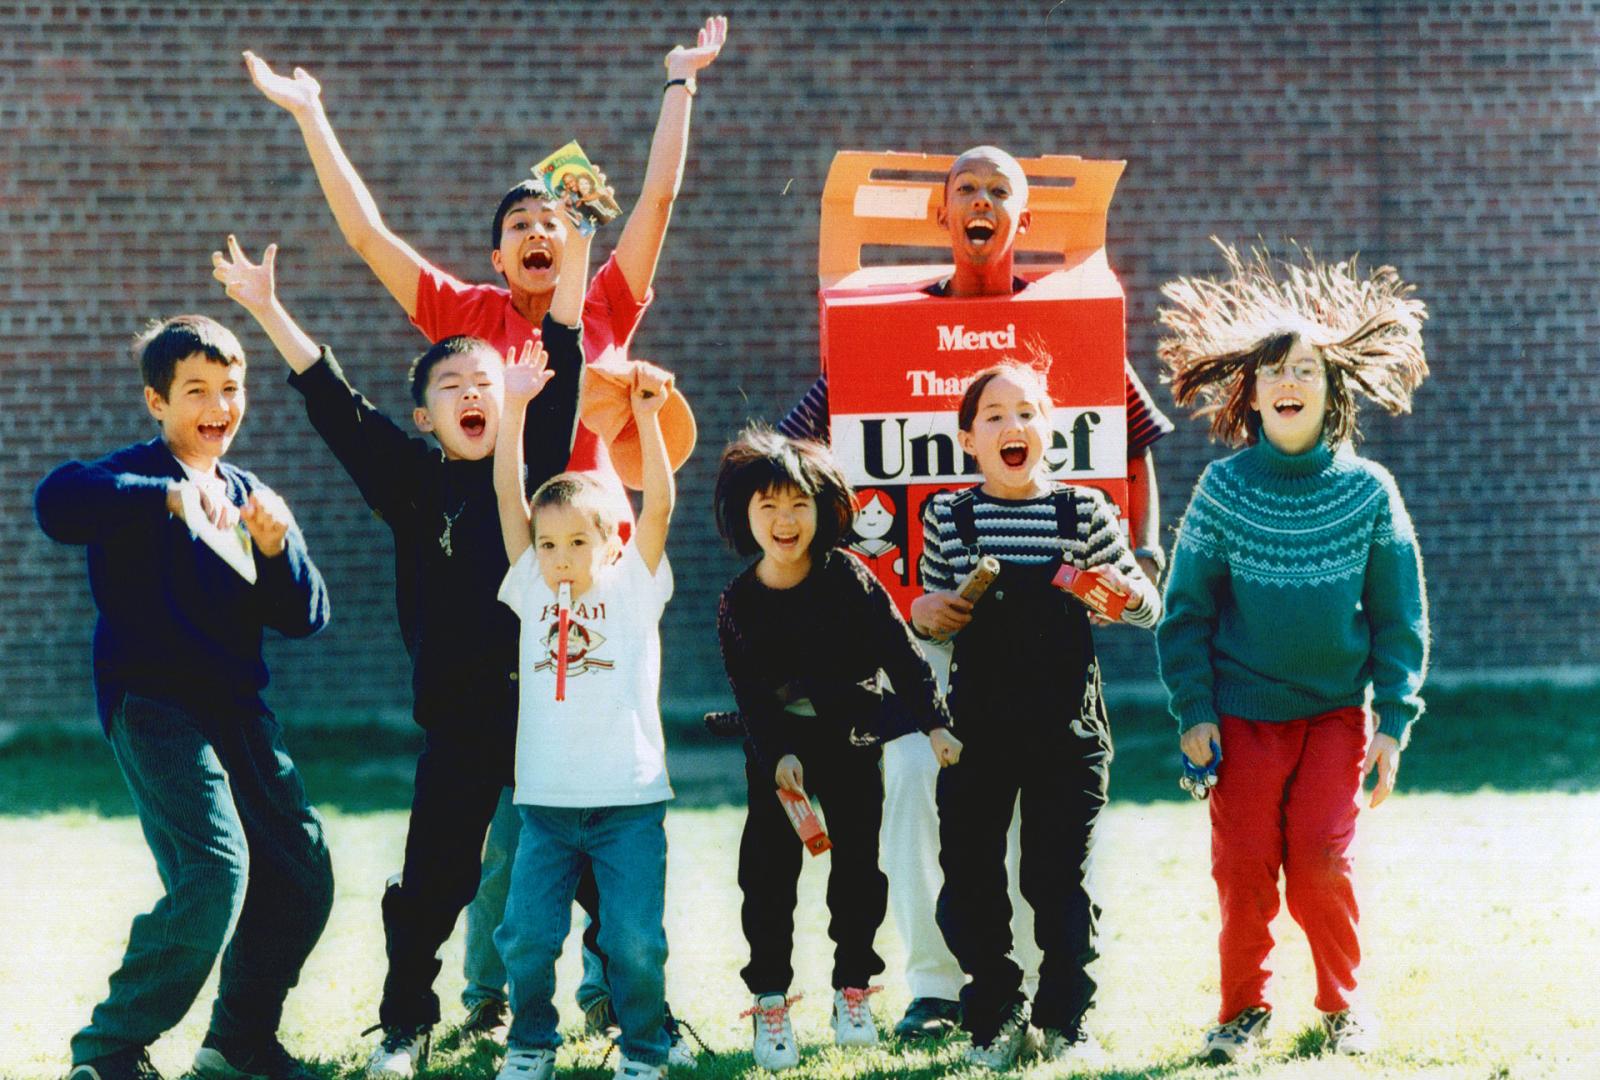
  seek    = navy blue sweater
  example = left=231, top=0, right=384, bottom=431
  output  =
left=35, top=438, right=330, bottom=732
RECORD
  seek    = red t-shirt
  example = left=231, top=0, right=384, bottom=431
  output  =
left=411, top=253, right=652, bottom=477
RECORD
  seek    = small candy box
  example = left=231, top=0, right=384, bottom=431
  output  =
left=1051, top=563, right=1129, bottom=621
left=776, top=788, right=832, bottom=856
left=531, top=140, right=622, bottom=235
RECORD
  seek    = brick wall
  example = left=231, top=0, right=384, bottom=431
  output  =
left=4, top=1, right=1596, bottom=724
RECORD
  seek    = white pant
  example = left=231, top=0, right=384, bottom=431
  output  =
left=879, top=640, right=1040, bottom=1002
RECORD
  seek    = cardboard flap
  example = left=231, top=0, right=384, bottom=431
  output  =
left=818, top=150, right=1126, bottom=289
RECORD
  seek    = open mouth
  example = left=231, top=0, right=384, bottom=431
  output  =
left=521, top=247, right=553, bottom=272
left=459, top=408, right=487, bottom=436
left=198, top=420, right=230, bottom=441
left=1273, top=398, right=1304, bottom=417
left=999, top=439, right=1028, bottom=467
left=771, top=532, right=800, bottom=549
left=965, top=220, right=996, bottom=244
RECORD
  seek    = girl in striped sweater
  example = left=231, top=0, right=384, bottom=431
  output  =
left=909, top=362, right=1160, bottom=1069
left=1155, top=242, right=1430, bottom=1064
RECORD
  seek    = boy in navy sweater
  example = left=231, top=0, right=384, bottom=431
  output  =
left=37, top=315, right=333, bottom=1080
left=211, top=226, right=586, bottom=1078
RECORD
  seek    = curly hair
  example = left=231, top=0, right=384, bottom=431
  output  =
left=1158, top=240, right=1429, bottom=447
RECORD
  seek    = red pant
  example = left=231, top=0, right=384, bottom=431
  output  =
left=1210, top=707, right=1369, bottom=1020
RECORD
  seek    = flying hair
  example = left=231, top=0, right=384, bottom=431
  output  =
left=1157, top=239, right=1429, bottom=446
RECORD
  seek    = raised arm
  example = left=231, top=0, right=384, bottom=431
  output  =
left=496, top=341, right=556, bottom=564
left=629, top=363, right=676, bottom=574
left=212, top=235, right=319, bottom=373
left=243, top=51, right=426, bottom=317
left=612, top=15, right=727, bottom=300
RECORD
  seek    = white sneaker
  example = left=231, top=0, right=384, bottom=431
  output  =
left=664, top=1008, right=697, bottom=1067
left=613, top=1056, right=664, bottom=1080
left=1041, top=1026, right=1108, bottom=1066
left=830, top=987, right=881, bottom=1047
left=743, top=992, right=801, bottom=1071
left=963, top=1002, right=1040, bottom=1069
left=496, top=1046, right=556, bottom=1080
left=365, top=1025, right=431, bottom=1078
left=1202, top=1005, right=1271, bottom=1064
left=1321, top=1009, right=1378, bottom=1055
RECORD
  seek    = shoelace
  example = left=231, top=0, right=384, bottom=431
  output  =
left=740, top=993, right=803, bottom=1038
left=838, top=985, right=881, bottom=1026
left=667, top=1012, right=715, bottom=1060
left=359, top=1023, right=428, bottom=1055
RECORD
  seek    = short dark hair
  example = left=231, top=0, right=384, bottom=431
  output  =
left=714, top=426, right=856, bottom=560
left=528, top=471, right=625, bottom=543
left=956, top=361, right=1054, bottom=431
left=490, top=180, right=561, bottom=249
left=407, top=335, right=501, bottom=407
left=944, top=145, right=1030, bottom=207
left=134, top=315, right=245, bottom=399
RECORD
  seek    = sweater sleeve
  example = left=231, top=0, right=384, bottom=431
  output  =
left=287, top=348, right=423, bottom=520
left=1072, top=485, right=1162, bottom=628
left=717, top=584, right=795, bottom=770
left=521, top=317, right=584, bottom=494
left=252, top=522, right=332, bottom=640
left=917, top=495, right=958, bottom=592
left=34, top=451, right=172, bottom=545
left=1156, top=466, right=1229, bottom=733
left=777, top=374, right=830, bottom=443
left=1364, top=473, right=1429, bottom=747
left=847, top=556, right=953, bottom=733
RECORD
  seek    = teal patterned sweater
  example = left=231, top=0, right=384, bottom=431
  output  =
left=1156, top=438, right=1429, bottom=747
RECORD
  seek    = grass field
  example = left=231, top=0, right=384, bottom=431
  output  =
left=4, top=687, right=1598, bottom=1080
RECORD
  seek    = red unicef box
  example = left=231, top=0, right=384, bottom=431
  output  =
left=815, top=151, right=1131, bottom=616
left=777, top=788, right=832, bottom=856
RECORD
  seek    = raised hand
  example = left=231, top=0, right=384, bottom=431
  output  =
left=240, top=487, right=295, bottom=558
left=243, top=50, right=322, bottom=115
left=212, top=235, right=278, bottom=314
left=503, top=339, right=553, bottom=406
left=630, top=361, right=673, bottom=418
left=664, top=14, right=728, bottom=80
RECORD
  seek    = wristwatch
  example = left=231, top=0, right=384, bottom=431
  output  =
left=1133, top=546, right=1167, bottom=577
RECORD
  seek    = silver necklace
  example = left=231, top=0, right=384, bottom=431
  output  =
left=439, top=501, right=467, bottom=557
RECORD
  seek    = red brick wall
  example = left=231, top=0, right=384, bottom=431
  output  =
left=5, top=2, right=1596, bottom=724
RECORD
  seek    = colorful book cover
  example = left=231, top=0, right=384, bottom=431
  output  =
left=531, top=140, right=622, bottom=235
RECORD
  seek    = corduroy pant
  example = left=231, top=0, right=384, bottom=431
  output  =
left=1210, top=707, right=1369, bottom=1021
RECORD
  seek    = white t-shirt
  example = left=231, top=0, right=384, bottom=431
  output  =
left=498, top=543, right=674, bottom=807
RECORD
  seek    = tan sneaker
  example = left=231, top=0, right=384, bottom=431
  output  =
left=1321, top=1009, right=1378, bottom=1055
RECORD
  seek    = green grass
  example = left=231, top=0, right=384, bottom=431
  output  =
left=4, top=690, right=1599, bottom=1079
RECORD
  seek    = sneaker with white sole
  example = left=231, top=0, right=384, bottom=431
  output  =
left=65, top=1047, right=164, bottom=1080
left=192, top=1031, right=318, bottom=1079
left=612, top=1056, right=664, bottom=1080
left=496, top=1047, right=555, bottom=1080
left=459, top=999, right=510, bottom=1046
left=663, top=1008, right=698, bottom=1067
left=830, top=987, right=881, bottom=1047
left=742, top=992, right=801, bottom=1071
left=1040, top=1026, right=1108, bottom=1067
left=963, top=1001, right=1040, bottom=1070
left=1321, top=1009, right=1377, bottom=1055
left=363, top=1024, right=431, bottom=1079
left=1201, top=1005, right=1271, bottom=1064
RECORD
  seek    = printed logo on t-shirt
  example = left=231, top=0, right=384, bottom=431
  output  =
left=532, top=602, right=613, bottom=680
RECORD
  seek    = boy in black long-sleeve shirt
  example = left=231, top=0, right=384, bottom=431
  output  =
left=211, top=226, right=587, bottom=1076
left=37, top=314, right=333, bottom=1080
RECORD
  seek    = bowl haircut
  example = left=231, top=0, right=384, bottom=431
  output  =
left=714, top=426, right=856, bottom=560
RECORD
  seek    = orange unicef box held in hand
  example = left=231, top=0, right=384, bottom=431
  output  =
left=1052, top=563, right=1129, bottom=621
left=777, top=788, right=832, bottom=856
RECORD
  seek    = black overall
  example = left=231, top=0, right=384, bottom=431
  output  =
left=933, top=489, right=1113, bottom=1042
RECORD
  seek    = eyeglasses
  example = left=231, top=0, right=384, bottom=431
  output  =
left=1256, top=357, right=1326, bottom=384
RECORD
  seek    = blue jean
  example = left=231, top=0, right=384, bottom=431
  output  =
left=496, top=803, right=669, bottom=1066
left=72, top=694, right=334, bottom=1062
left=462, top=787, right=608, bottom=1011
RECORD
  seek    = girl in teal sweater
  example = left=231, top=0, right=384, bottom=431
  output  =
left=1155, top=242, right=1430, bottom=1065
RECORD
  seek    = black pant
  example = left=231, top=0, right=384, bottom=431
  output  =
left=935, top=703, right=1111, bottom=1041
left=738, top=740, right=888, bottom=994
left=379, top=731, right=601, bottom=1028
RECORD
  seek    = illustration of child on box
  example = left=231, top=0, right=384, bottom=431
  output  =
left=847, top=486, right=906, bottom=582
left=1155, top=242, right=1430, bottom=1065
left=713, top=429, right=960, bottom=1071
left=908, top=361, right=1161, bottom=1070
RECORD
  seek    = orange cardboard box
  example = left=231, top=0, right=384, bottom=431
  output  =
left=1052, top=563, right=1130, bottom=622
left=816, top=151, right=1132, bottom=616
left=777, top=788, right=832, bottom=856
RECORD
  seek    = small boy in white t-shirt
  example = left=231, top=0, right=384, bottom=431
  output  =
left=490, top=343, right=679, bottom=1080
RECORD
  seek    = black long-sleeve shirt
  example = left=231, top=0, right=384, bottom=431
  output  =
left=717, top=549, right=952, bottom=767
left=286, top=318, right=582, bottom=735
left=35, top=438, right=330, bottom=731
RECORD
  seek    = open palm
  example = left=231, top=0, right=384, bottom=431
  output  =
left=665, top=15, right=728, bottom=78
left=211, top=235, right=277, bottom=313
left=243, top=50, right=321, bottom=113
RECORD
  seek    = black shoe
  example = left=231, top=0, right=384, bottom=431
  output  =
left=192, top=1032, right=319, bottom=1080
left=65, top=1047, right=164, bottom=1080
left=458, top=998, right=510, bottom=1045
left=893, top=996, right=962, bottom=1041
